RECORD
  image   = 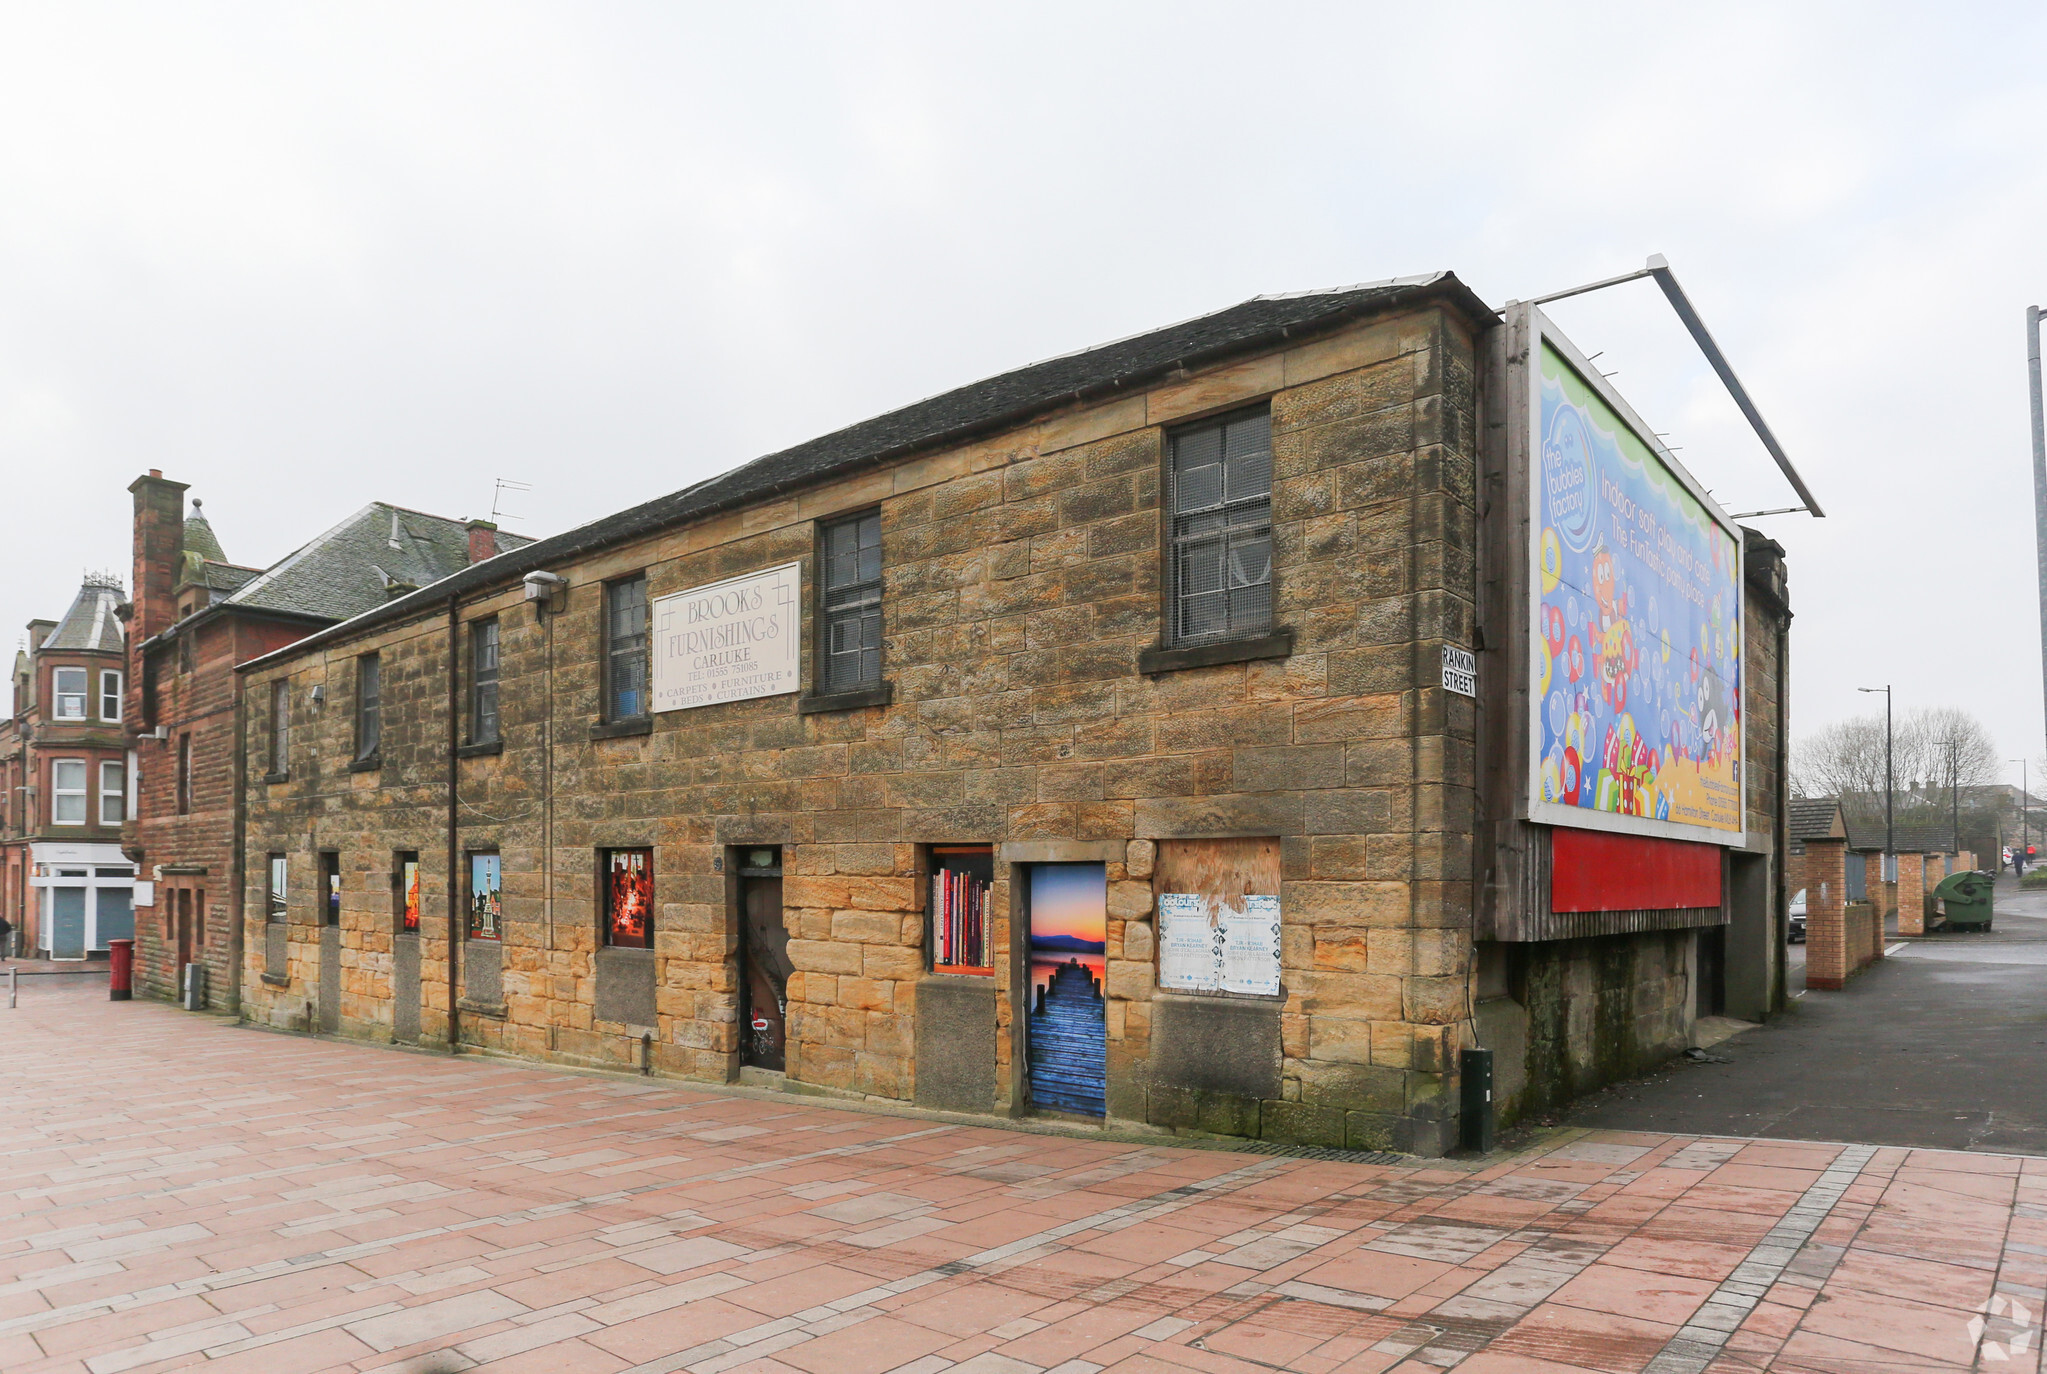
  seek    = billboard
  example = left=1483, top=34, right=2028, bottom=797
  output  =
left=1528, top=317, right=1744, bottom=845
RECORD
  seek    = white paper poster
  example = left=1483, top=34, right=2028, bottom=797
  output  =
left=1156, top=891, right=1281, bottom=996
left=651, top=562, right=802, bottom=712
left=1220, top=895, right=1282, bottom=996
left=1156, top=893, right=1217, bottom=992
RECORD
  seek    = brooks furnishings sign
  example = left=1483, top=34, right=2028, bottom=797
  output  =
left=651, top=561, right=802, bottom=711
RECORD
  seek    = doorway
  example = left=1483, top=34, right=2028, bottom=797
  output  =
left=175, top=887, right=193, bottom=970
left=1025, top=863, right=1107, bottom=1117
left=736, top=847, right=790, bottom=1072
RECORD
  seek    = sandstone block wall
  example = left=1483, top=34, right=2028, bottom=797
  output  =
left=237, top=302, right=1486, bottom=1153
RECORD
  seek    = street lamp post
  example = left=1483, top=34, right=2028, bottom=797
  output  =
left=1859, top=685, right=1894, bottom=874
left=2030, top=306, right=2047, bottom=751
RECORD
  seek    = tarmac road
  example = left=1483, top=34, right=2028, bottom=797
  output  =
left=1565, top=874, right=2047, bottom=1155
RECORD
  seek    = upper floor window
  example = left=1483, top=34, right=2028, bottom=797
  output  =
left=471, top=618, right=501, bottom=744
left=605, top=576, right=649, bottom=720
left=176, top=735, right=193, bottom=814
left=99, top=760, right=124, bottom=826
left=51, top=759, right=87, bottom=825
left=52, top=668, right=87, bottom=720
left=356, top=655, right=381, bottom=760
left=99, top=670, right=122, bottom=722
left=820, top=511, right=883, bottom=694
left=179, top=632, right=195, bottom=674
left=269, top=680, right=289, bottom=777
left=1167, top=407, right=1273, bottom=645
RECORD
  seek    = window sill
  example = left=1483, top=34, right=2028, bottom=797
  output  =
left=259, top=972, right=289, bottom=988
left=456, top=739, right=503, bottom=758
left=798, top=683, right=894, bottom=715
left=1138, top=630, right=1294, bottom=675
left=263, top=772, right=288, bottom=785
left=589, top=716, right=652, bottom=740
left=347, top=754, right=381, bottom=773
left=457, top=998, right=507, bottom=1020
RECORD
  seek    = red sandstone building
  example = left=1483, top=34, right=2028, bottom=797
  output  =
left=1, top=576, right=136, bottom=958
left=123, top=472, right=528, bottom=1001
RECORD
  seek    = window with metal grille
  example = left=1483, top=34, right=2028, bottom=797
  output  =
left=355, top=654, right=380, bottom=760
left=820, top=511, right=882, bottom=694
left=605, top=576, right=649, bottom=720
left=269, top=679, right=289, bottom=776
left=471, top=617, right=500, bottom=743
left=1167, top=407, right=1273, bottom=645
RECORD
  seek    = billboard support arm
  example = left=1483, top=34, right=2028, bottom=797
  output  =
left=1519, top=255, right=1825, bottom=519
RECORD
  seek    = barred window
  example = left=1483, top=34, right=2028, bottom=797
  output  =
left=471, top=618, right=500, bottom=744
left=820, top=511, right=882, bottom=694
left=1167, top=408, right=1273, bottom=644
left=356, top=654, right=380, bottom=760
left=605, top=576, right=649, bottom=720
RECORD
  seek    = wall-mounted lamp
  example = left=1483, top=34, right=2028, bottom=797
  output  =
left=522, top=570, right=568, bottom=622
left=309, top=684, right=325, bottom=708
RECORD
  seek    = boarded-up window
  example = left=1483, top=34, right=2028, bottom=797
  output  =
left=1152, top=838, right=1282, bottom=997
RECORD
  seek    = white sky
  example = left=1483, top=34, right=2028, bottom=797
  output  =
left=3, top=3, right=2044, bottom=779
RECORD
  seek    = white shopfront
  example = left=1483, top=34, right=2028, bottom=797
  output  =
left=29, top=843, right=135, bottom=960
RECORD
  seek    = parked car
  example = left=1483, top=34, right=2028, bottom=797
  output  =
left=1789, top=888, right=1807, bottom=943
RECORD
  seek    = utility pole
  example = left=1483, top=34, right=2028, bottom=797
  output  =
left=1860, top=685, right=1895, bottom=874
left=2031, top=307, right=2047, bottom=749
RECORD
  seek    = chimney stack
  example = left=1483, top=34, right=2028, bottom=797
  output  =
left=466, top=519, right=499, bottom=565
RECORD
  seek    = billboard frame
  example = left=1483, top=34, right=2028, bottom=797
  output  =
left=1523, top=307, right=1746, bottom=848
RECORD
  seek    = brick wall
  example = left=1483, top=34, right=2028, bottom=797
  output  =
left=1896, top=852, right=1925, bottom=937
left=238, top=302, right=1485, bottom=1153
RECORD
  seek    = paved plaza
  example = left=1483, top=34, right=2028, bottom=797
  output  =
left=2, top=980, right=2043, bottom=1374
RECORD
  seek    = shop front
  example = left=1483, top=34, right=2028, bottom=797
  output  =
left=30, top=843, right=136, bottom=960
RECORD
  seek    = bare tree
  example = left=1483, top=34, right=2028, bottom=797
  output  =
left=1794, top=706, right=2002, bottom=854
left=1790, top=714, right=1890, bottom=799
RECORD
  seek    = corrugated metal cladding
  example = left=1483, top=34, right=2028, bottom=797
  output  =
left=1495, top=824, right=1728, bottom=942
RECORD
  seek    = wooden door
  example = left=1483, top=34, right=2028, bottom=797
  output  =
left=175, top=888, right=193, bottom=970
left=739, top=873, right=789, bottom=1071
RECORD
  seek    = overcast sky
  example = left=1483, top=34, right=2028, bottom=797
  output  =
left=4, top=3, right=2044, bottom=782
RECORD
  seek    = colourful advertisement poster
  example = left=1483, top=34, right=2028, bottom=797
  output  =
left=1531, top=337, right=1743, bottom=840
left=605, top=849, right=653, bottom=949
left=468, top=853, right=501, bottom=940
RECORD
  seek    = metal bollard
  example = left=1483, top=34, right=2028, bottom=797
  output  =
left=8, top=966, right=16, bottom=1009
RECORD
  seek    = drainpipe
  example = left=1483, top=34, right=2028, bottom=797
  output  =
left=1773, top=605, right=1791, bottom=1014
left=446, top=596, right=462, bottom=1053
left=228, top=668, right=246, bottom=1015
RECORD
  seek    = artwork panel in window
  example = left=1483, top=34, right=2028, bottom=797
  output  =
left=468, top=853, right=501, bottom=940
left=402, top=859, right=421, bottom=932
left=605, top=849, right=653, bottom=948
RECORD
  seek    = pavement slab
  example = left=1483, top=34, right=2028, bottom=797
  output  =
left=3, top=982, right=2045, bottom=1371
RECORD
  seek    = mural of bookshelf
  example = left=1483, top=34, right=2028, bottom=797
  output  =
left=930, top=844, right=994, bottom=975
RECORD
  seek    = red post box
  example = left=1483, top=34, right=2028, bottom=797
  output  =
left=108, top=938, right=134, bottom=1001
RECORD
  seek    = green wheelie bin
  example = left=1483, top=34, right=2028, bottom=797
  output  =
left=1932, top=869, right=1995, bottom=932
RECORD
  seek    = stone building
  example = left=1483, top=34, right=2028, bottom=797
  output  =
left=1, top=576, right=136, bottom=958
left=233, top=275, right=1793, bottom=1154
left=123, top=472, right=530, bottom=1003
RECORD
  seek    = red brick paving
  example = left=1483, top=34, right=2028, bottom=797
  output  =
left=1, top=981, right=2043, bottom=1373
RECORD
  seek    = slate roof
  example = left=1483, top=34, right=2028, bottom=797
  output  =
left=245, top=273, right=1495, bottom=669
left=1788, top=797, right=1844, bottom=842
left=182, top=501, right=227, bottom=563
left=43, top=576, right=126, bottom=653
left=1842, top=812, right=1956, bottom=854
left=221, top=504, right=535, bottom=624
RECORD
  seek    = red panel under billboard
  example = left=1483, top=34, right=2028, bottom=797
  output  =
left=1550, top=828, right=1722, bottom=913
